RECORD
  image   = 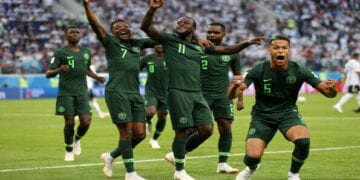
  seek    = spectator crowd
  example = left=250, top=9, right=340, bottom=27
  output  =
left=0, top=0, right=359, bottom=74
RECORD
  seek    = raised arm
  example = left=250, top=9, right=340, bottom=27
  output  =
left=82, top=0, right=106, bottom=40
left=315, top=79, right=338, bottom=98
left=140, top=0, right=163, bottom=41
left=213, top=36, right=264, bottom=54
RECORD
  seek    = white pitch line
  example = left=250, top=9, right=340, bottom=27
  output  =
left=1, top=113, right=359, bottom=121
left=1, top=145, right=359, bottom=173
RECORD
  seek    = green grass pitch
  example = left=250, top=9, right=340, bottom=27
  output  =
left=0, top=93, right=359, bottom=179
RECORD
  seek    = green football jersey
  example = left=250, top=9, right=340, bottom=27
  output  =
left=49, top=46, right=91, bottom=96
left=201, top=53, right=240, bottom=98
left=140, top=54, right=169, bottom=98
left=244, top=60, right=321, bottom=113
left=101, top=33, right=157, bottom=93
left=160, top=32, right=207, bottom=91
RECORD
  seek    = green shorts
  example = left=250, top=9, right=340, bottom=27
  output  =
left=205, top=96, right=234, bottom=121
left=145, top=95, right=168, bottom=113
left=55, top=95, right=91, bottom=116
left=246, top=110, right=306, bottom=144
left=105, top=91, right=145, bottom=124
left=167, top=89, right=213, bottom=129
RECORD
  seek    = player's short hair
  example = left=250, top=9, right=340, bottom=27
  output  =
left=64, top=25, right=79, bottom=34
left=208, top=22, right=225, bottom=31
left=110, top=19, right=130, bottom=31
left=268, top=35, right=290, bottom=45
left=183, top=16, right=196, bottom=29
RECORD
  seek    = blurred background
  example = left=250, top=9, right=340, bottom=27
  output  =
left=0, top=0, right=359, bottom=99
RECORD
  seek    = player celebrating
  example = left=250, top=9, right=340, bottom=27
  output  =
left=83, top=0, right=160, bottom=179
left=141, top=0, right=263, bottom=179
left=228, top=35, right=337, bottom=180
left=201, top=22, right=248, bottom=174
left=46, top=25, right=105, bottom=161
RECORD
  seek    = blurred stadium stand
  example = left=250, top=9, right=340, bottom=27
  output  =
left=0, top=0, right=358, bottom=99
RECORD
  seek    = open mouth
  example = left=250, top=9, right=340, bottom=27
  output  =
left=177, top=26, right=186, bottom=31
left=276, top=55, right=285, bottom=60
left=208, top=38, right=217, bottom=43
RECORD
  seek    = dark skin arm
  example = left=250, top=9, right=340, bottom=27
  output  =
left=232, top=71, right=244, bottom=110
left=87, top=68, right=105, bottom=84
left=45, top=65, right=69, bottom=78
left=140, top=0, right=163, bottom=41
left=227, top=75, right=247, bottom=99
left=315, top=79, right=337, bottom=98
left=212, top=37, right=264, bottom=54
left=82, top=0, right=106, bottom=40
left=141, top=0, right=212, bottom=48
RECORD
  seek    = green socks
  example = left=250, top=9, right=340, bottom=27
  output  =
left=218, top=133, right=232, bottom=163
left=64, top=126, right=74, bottom=152
left=290, top=138, right=310, bottom=173
left=120, top=140, right=134, bottom=173
left=153, top=119, right=166, bottom=140
left=173, top=138, right=186, bottom=171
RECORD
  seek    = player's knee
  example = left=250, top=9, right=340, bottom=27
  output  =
left=217, top=120, right=232, bottom=134
left=133, top=133, right=146, bottom=143
left=293, top=138, right=310, bottom=159
left=198, top=125, right=213, bottom=139
left=81, top=119, right=91, bottom=126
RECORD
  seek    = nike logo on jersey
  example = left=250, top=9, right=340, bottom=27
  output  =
left=67, top=56, right=74, bottom=59
left=263, top=79, right=272, bottom=82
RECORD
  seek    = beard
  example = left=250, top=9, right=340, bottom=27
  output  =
left=176, top=30, right=192, bottom=38
left=68, top=38, right=80, bottom=44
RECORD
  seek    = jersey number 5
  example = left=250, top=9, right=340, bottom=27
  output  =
left=264, top=83, right=271, bottom=94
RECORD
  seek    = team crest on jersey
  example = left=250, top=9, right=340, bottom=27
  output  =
left=58, top=106, right=65, bottom=113
left=118, top=112, right=127, bottom=120
left=221, top=55, right=231, bottom=64
left=286, top=75, right=297, bottom=84
left=83, top=53, right=90, bottom=64
left=248, top=128, right=256, bottom=135
left=179, top=117, right=188, bottom=124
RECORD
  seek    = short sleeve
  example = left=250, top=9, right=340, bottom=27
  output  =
left=48, top=50, right=62, bottom=69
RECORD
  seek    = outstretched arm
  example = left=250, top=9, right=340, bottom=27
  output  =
left=140, top=0, right=163, bottom=41
left=83, top=0, right=106, bottom=40
left=315, top=79, right=337, bottom=98
left=213, top=36, right=264, bottom=54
